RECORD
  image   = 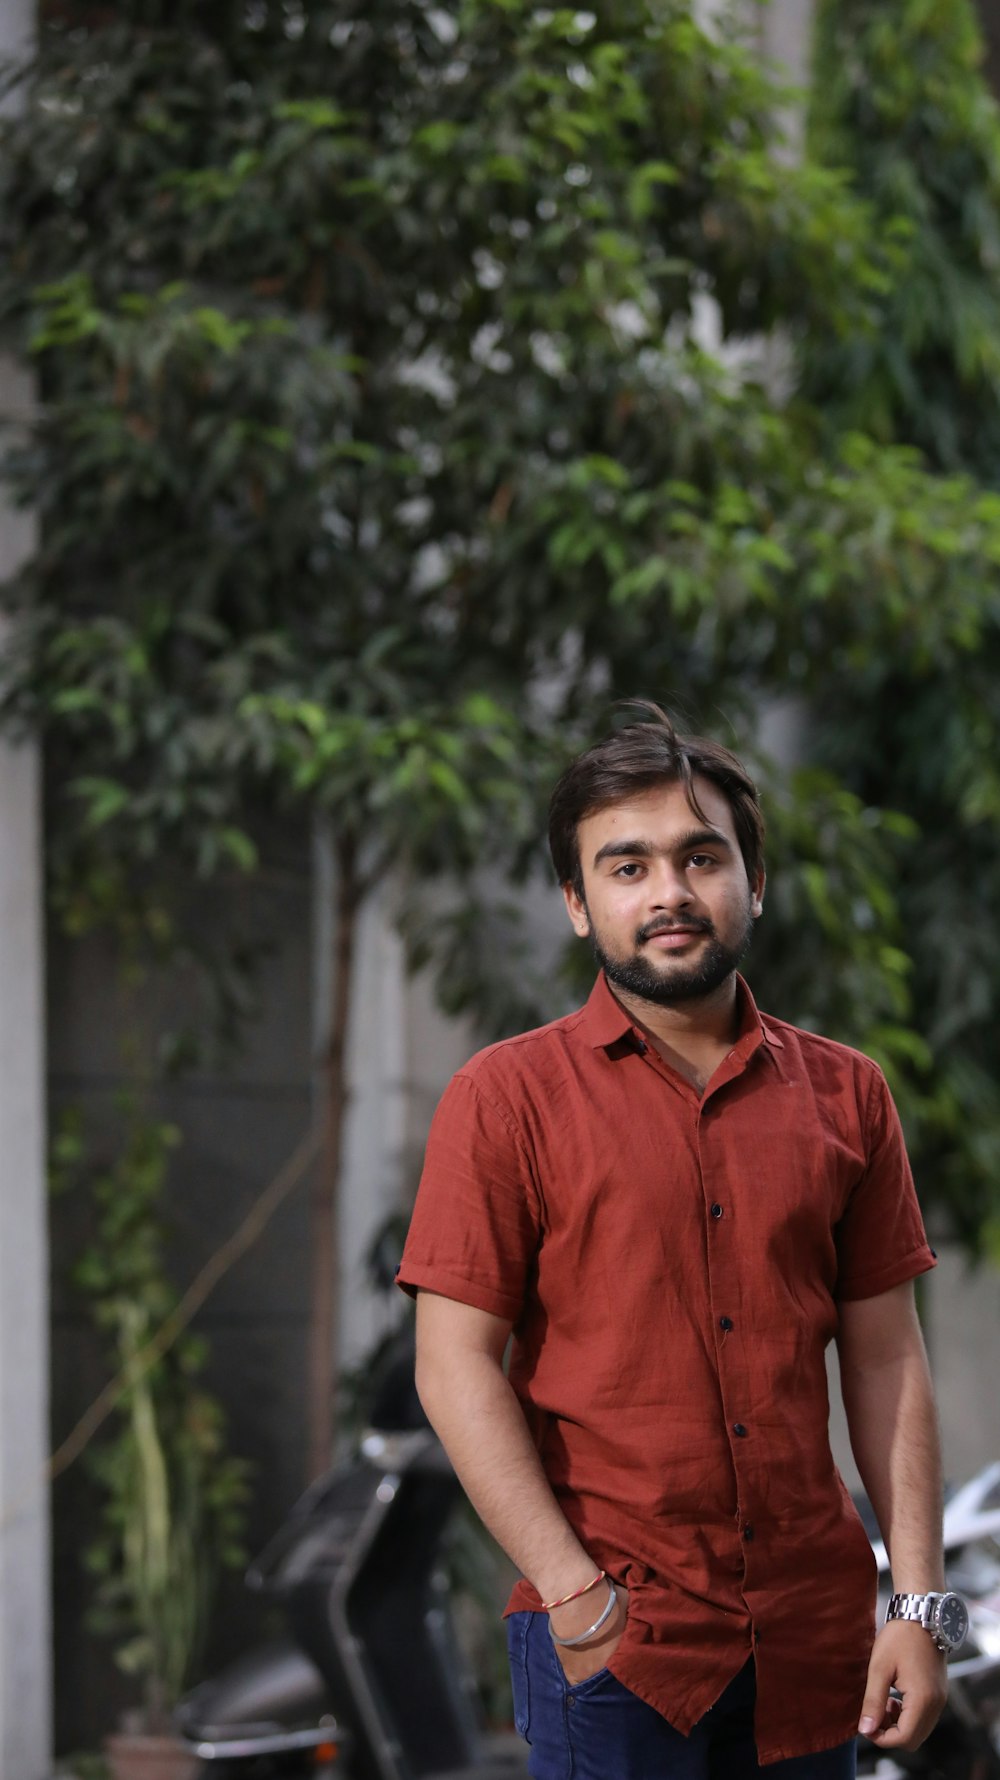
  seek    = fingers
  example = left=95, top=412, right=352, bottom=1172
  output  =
left=859, top=1624, right=948, bottom=1752
left=858, top=1646, right=900, bottom=1740
left=858, top=1693, right=902, bottom=1739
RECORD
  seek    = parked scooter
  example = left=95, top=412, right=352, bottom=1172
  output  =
left=178, top=1318, right=1000, bottom=1780
left=855, top=1461, right=1000, bottom=1779
left=175, top=1323, right=528, bottom=1779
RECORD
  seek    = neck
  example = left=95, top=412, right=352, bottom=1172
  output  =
left=608, top=975, right=742, bottom=1085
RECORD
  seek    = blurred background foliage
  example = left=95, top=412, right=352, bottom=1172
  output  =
left=52, top=1102, right=251, bottom=1729
left=805, top=0, right=1000, bottom=1249
left=2, top=0, right=1000, bottom=1282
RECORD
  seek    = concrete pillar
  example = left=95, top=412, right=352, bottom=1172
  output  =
left=0, top=654, right=50, bottom=1779
left=0, top=8, right=52, bottom=1772
left=337, top=888, right=407, bottom=1372
left=311, top=826, right=408, bottom=1385
left=755, top=0, right=815, bottom=154
left=924, top=1245, right=1000, bottom=1484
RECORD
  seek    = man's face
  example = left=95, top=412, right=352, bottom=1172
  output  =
left=562, top=777, right=765, bottom=1006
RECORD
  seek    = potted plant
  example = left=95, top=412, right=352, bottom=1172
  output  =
left=61, top=1107, right=250, bottom=1780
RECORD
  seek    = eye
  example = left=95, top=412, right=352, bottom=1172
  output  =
left=687, top=853, right=717, bottom=869
left=613, top=862, right=643, bottom=879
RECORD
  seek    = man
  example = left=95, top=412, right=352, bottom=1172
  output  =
left=397, top=704, right=956, bottom=1779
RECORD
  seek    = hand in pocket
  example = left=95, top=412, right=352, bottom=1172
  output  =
left=549, top=1582, right=629, bottom=1685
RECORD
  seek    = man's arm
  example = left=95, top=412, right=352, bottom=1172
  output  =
left=837, top=1280, right=948, bottom=1752
left=414, top=1288, right=627, bottom=1680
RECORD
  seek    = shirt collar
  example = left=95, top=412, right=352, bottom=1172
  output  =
left=580, top=970, right=784, bottom=1055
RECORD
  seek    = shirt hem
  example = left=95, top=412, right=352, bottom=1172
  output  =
left=612, top=1653, right=860, bottom=1763
left=754, top=1718, right=862, bottom=1765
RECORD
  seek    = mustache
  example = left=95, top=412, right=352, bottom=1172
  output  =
left=636, top=915, right=714, bottom=944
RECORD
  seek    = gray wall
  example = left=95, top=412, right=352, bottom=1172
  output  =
left=49, top=842, right=316, bottom=1752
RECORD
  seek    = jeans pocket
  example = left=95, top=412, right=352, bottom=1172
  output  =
left=542, top=1617, right=612, bottom=1695
left=506, top=1611, right=532, bottom=1738
left=569, top=1664, right=613, bottom=1698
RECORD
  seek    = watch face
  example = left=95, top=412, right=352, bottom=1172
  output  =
left=936, top=1594, right=969, bottom=1649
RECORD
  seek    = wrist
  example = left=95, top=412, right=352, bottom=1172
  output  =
left=533, top=1553, right=600, bottom=1609
left=885, top=1588, right=968, bottom=1654
left=549, top=1578, right=619, bottom=1646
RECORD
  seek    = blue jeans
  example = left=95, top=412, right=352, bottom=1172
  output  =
left=506, top=1611, right=857, bottom=1780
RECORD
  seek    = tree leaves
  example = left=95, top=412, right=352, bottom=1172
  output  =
left=4, top=0, right=1000, bottom=1250
left=803, top=0, right=1000, bottom=1247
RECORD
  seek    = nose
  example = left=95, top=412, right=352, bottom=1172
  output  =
left=647, top=861, right=695, bottom=910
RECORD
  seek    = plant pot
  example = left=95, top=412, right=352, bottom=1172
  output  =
left=104, top=1731, right=199, bottom=1780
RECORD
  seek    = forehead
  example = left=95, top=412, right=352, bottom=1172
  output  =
left=577, top=776, right=741, bottom=859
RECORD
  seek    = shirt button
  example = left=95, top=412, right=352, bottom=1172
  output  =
left=719, top=1316, right=733, bottom=1331
left=743, top=1524, right=755, bottom=1541
left=710, top=1203, right=723, bottom=1219
left=733, top=1422, right=748, bottom=1437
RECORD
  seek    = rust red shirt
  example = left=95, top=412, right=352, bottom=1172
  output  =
left=397, top=972, right=936, bottom=1762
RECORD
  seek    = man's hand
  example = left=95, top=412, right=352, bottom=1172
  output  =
left=858, top=1620, right=948, bottom=1751
left=548, top=1582, right=629, bottom=1685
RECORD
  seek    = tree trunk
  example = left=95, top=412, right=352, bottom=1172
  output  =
left=306, top=830, right=359, bottom=1481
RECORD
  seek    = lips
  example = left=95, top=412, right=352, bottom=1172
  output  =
left=639, top=919, right=711, bottom=940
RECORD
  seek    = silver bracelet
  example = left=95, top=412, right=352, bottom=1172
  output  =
left=549, top=1580, right=618, bottom=1647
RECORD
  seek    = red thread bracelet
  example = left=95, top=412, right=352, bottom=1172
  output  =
left=541, top=1569, right=606, bottom=1613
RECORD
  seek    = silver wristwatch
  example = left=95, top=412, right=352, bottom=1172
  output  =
left=885, top=1591, right=969, bottom=1654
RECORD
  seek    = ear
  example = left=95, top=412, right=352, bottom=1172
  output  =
left=562, top=881, right=591, bottom=940
left=750, top=870, right=765, bottom=920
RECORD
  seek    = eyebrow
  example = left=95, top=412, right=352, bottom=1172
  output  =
left=592, top=828, right=735, bottom=868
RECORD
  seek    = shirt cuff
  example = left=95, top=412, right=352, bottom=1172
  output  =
left=836, top=1242, right=937, bottom=1303
left=395, top=1260, right=523, bottom=1322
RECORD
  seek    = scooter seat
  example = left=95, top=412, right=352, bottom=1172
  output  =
left=175, top=1636, right=331, bottom=1739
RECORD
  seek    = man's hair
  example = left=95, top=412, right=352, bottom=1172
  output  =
left=548, top=701, right=765, bottom=897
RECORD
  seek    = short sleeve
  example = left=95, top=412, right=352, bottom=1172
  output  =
left=835, top=1066, right=937, bottom=1302
left=396, top=1070, right=541, bottom=1321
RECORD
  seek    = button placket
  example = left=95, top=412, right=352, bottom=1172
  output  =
left=699, top=1121, right=754, bottom=1571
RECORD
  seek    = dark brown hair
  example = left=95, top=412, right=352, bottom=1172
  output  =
left=548, top=701, right=765, bottom=896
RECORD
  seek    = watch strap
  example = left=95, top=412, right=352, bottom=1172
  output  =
left=887, top=1591, right=937, bottom=1625
left=886, top=1591, right=950, bottom=1652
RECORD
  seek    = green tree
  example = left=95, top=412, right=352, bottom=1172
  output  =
left=807, top=0, right=1000, bottom=1252
left=808, top=0, right=1000, bottom=475
left=5, top=0, right=1000, bottom=1490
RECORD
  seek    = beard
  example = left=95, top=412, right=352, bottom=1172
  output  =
left=588, top=904, right=756, bottom=1007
